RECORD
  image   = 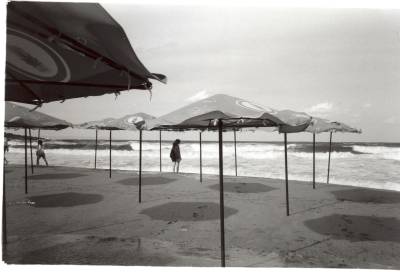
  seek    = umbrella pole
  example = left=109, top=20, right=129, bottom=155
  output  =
left=139, top=130, right=142, bottom=203
left=199, top=132, right=202, bottom=183
left=218, top=120, right=226, bottom=267
left=3, top=155, right=7, bottom=245
left=37, top=129, right=40, bottom=143
left=24, top=128, right=28, bottom=194
left=109, top=130, right=112, bottom=179
left=284, top=133, right=289, bottom=216
left=159, top=131, right=162, bottom=172
left=29, top=128, right=33, bottom=174
left=94, top=129, right=98, bottom=169
left=313, top=133, right=316, bottom=189
left=234, top=130, right=237, bottom=177
left=327, top=131, right=333, bottom=184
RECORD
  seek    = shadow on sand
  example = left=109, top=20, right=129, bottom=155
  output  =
left=28, top=173, right=87, bottom=180
left=209, top=182, right=276, bottom=194
left=29, top=192, right=103, bottom=207
left=117, top=176, right=176, bottom=186
left=141, top=202, right=238, bottom=221
left=12, top=236, right=175, bottom=265
left=304, top=214, right=400, bottom=242
left=331, top=188, right=400, bottom=204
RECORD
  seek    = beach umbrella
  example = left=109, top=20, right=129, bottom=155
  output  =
left=4, top=1, right=166, bottom=249
left=147, top=93, right=311, bottom=267
left=78, top=113, right=156, bottom=180
left=5, top=102, right=71, bottom=194
left=6, top=2, right=166, bottom=105
left=264, top=109, right=313, bottom=216
left=306, top=118, right=361, bottom=186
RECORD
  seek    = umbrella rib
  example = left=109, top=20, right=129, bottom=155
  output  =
left=8, top=6, right=152, bottom=85
left=6, top=79, right=145, bottom=89
left=6, top=71, right=43, bottom=105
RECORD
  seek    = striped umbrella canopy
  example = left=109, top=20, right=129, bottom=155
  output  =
left=146, top=94, right=311, bottom=132
left=6, top=2, right=166, bottom=105
left=5, top=102, right=71, bottom=130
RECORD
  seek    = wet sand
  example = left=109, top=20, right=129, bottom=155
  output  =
left=2, top=165, right=400, bottom=268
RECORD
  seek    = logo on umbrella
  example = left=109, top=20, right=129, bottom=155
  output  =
left=6, top=28, right=71, bottom=82
left=236, top=99, right=276, bottom=114
left=127, top=116, right=145, bottom=129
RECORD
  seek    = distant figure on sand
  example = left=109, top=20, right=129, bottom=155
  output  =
left=36, top=139, right=49, bottom=166
left=170, top=139, right=181, bottom=173
left=4, top=136, right=9, bottom=165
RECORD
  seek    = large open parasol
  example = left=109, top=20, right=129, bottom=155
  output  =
left=5, top=102, right=72, bottom=194
left=306, top=117, right=361, bottom=187
left=146, top=93, right=311, bottom=267
left=77, top=113, right=156, bottom=179
left=6, top=2, right=166, bottom=105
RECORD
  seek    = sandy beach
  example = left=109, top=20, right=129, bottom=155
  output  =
left=2, top=164, right=400, bottom=268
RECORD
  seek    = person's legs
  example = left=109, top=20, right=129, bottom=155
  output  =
left=36, top=155, right=40, bottom=166
left=177, top=161, right=180, bottom=173
left=172, top=161, right=176, bottom=172
left=43, top=155, right=49, bottom=166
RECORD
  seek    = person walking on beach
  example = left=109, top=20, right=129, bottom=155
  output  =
left=170, top=139, right=181, bottom=173
left=36, top=139, right=49, bottom=166
left=4, top=136, right=9, bottom=165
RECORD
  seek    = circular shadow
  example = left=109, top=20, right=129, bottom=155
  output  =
left=29, top=192, right=103, bottom=207
left=14, top=236, right=175, bottom=265
left=209, top=182, right=276, bottom=194
left=140, top=202, right=238, bottom=221
left=331, top=188, right=400, bottom=204
left=117, top=176, right=176, bottom=186
left=304, top=214, right=400, bottom=243
left=29, top=173, right=87, bottom=180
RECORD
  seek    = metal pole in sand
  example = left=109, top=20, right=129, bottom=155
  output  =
left=139, top=129, right=143, bottom=203
left=29, top=128, right=33, bottom=174
left=159, top=130, right=162, bottom=172
left=94, top=129, right=98, bottom=169
left=234, top=130, right=237, bottom=177
left=327, top=131, right=333, bottom=184
left=218, top=119, right=226, bottom=267
left=284, top=133, right=289, bottom=216
left=109, top=130, right=112, bottom=178
left=199, top=132, right=202, bottom=183
left=313, top=133, right=316, bottom=189
left=24, top=128, right=28, bottom=194
left=3, top=157, right=7, bottom=245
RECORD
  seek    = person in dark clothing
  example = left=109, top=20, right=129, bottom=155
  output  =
left=170, top=139, right=181, bottom=173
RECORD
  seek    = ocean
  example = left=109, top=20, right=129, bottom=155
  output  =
left=5, top=139, right=400, bottom=192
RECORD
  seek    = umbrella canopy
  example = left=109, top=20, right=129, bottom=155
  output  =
left=78, top=112, right=156, bottom=131
left=5, top=102, right=71, bottom=130
left=306, top=117, right=361, bottom=134
left=6, top=2, right=166, bottom=105
left=146, top=94, right=311, bottom=132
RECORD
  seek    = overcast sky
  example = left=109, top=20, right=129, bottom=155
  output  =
left=11, top=3, right=400, bottom=142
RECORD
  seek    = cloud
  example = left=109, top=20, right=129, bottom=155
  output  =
left=185, top=90, right=211, bottom=103
left=384, top=116, right=398, bottom=124
left=305, top=102, right=334, bottom=117
left=363, top=103, right=372, bottom=108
